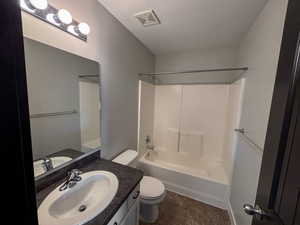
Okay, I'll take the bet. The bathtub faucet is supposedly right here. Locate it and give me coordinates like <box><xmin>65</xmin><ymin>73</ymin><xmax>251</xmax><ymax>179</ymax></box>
<box><xmin>147</xmin><ymin>144</ymin><xmax>155</xmax><ymax>150</ymax></box>
<box><xmin>145</xmin><ymin>135</ymin><xmax>155</xmax><ymax>150</ymax></box>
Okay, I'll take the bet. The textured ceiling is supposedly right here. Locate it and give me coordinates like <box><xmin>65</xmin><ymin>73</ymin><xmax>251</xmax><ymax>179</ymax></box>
<box><xmin>97</xmin><ymin>0</ymin><xmax>268</xmax><ymax>55</ymax></box>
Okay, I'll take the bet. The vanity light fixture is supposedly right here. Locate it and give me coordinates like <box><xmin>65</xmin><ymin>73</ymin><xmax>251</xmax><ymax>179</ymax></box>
<box><xmin>67</xmin><ymin>22</ymin><xmax>91</xmax><ymax>36</ymax></box>
<box><xmin>67</xmin><ymin>25</ymin><xmax>77</xmax><ymax>35</ymax></box>
<box><xmin>77</xmin><ymin>23</ymin><xmax>91</xmax><ymax>35</ymax></box>
<box><xmin>56</xmin><ymin>9</ymin><xmax>73</xmax><ymax>24</ymax></box>
<box><xmin>20</xmin><ymin>0</ymin><xmax>90</xmax><ymax>42</ymax></box>
<box><xmin>47</xmin><ymin>9</ymin><xmax>72</xmax><ymax>26</ymax></box>
<box><xmin>46</xmin><ymin>13</ymin><xmax>60</xmax><ymax>26</ymax></box>
<box><xmin>20</xmin><ymin>0</ymin><xmax>34</xmax><ymax>12</ymax></box>
<box><xmin>25</xmin><ymin>0</ymin><xmax>48</xmax><ymax>10</ymax></box>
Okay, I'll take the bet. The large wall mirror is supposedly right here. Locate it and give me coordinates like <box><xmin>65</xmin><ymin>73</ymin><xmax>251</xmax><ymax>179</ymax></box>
<box><xmin>24</xmin><ymin>38</ymin><xmax>101</xmax><ymax>178</ymax></box>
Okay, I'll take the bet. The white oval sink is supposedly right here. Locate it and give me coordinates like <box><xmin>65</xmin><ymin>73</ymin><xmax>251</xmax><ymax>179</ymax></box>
<box><xmin>38</xmin><ymin>170</ymin><xmax>119</xmax><ymax>225</ymax></box>
<box><xmin>33</xmin><ymin>160</ymin><xmax>46</xmax><ymax>177</ymax></box>
<box><xmin>51</xmin><ymin>156</ymin><xmax>72</xmax><ymax>168</ymax></box>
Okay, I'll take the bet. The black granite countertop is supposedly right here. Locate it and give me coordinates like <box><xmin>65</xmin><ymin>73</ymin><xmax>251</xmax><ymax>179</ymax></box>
<box><xmin>36</xmin><ymin>159</ymin><xmax>143</xmax><ymax>225</ymax></box>
<box><xmin>47</xmin><ymin>148</ymin><xmax>84</xmax><ymax>159</ymax></box>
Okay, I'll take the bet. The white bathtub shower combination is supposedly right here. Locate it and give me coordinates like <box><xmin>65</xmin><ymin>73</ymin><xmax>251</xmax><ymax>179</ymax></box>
<box><xmin>139</xmin><ymin>150</ymin><xmax>229</xmax><ymax>208</ymax></box>
<box><xmin>141</xmin><ymin>149</ymin><xmax>227</xmax><ymax>184</ymax></box>
<box><xmin>138</xmin><ymin>80</ymin><xmax>244</xmax><ymax>209</ymax></box>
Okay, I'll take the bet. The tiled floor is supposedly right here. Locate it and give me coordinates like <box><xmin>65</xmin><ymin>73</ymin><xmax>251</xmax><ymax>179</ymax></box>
<box><xmin>140</xmin><ymin>191</ymin><xmax>230</xmax><ymax>225</ymax></box>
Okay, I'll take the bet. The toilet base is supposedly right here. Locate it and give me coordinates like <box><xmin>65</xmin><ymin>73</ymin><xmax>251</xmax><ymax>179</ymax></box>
<box><xmin>140</xmin><ymin>202</ymin><xmax>160</xmax><ymax>223</ymax></box>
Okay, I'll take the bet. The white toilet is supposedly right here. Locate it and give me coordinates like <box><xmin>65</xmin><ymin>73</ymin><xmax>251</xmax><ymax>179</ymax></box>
<box><xmin>113</xmin><ymin>149</ymin><xmax>166</xmax><ymax>223</ymax></box>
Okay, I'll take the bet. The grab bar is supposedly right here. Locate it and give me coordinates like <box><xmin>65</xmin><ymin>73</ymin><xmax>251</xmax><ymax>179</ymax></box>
<box><xmin>234</xmin><ymin>128</ymin><xmax>263</xmax><ymax>153</ymax></box>
<box><xmin>30</xmin><ymin>110</ymin><xmax>78</xmax><ymax>119</ymax></box>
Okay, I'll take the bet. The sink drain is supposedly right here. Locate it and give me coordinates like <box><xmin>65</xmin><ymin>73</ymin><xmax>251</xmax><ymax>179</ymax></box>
<box><xmin>78</xmin><ymin>205</ymin><xmax>87</xmax><ymax>212</ymax></box>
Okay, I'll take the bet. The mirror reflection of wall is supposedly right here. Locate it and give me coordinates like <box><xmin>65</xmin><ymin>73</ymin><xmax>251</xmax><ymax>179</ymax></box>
<box><xmin>79</xmin><ymin>76</ymin><xmax>101</xmax><ymax>152</ymax></box>
<box><xmin>23</xmin><ymin>37</ymin><xmax>101</xmax><ymax>177</ymax></box>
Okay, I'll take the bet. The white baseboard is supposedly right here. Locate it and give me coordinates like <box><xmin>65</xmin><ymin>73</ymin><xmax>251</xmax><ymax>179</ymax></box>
<box><xmin>162</xmin><ymin>179</ymin><xmax>228</xmax><ymax>209</ymax></box>
<box><xmin>227</xmin><ymin>200</ymin><xmax>237</xmax><ymax>225</ymax></box>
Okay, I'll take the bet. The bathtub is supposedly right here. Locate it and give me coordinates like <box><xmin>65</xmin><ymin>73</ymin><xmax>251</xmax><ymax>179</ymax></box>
<box><xmin>138</xmin><ymin>150</ymin><xmax>229</xmax><ymax>209</ymax></box>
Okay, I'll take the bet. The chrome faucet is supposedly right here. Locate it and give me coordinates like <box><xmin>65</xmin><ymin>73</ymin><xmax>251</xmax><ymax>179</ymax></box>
<box><xmin>145</xmin><ymin>135</ymin><xmax>155</xmax><ymax>150</ymax></box>
<box><xmin>59</xmin><ymin>169</ymin><xmax>82</xmax><ymax>191</ymax></box>
<box><xmin>41</xmin><ymin>157</ymin><xmax>53</xmax><ymax>171</ymax></box>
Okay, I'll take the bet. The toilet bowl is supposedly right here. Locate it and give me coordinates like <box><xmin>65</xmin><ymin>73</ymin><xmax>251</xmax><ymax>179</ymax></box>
<box><xmin>140</xmin><ymin>176</ymin><xmax>165</xmax><ymax>223</ymax></box>
<box><xmin>113</xmin><ymin>150</ymin><xmax>166</xmax><ymax>223</ymax></box>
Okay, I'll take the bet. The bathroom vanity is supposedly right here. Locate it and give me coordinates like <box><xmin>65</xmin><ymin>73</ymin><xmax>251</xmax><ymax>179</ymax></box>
<box><xmin>36</xmin><ymin>151</ymin><xmax>143</xmax><ymax>225</ymax></box>
<box><xmin>106</xmin><ymin>184</ymin><xmax>140</xmax><ymax>225</ymax></box>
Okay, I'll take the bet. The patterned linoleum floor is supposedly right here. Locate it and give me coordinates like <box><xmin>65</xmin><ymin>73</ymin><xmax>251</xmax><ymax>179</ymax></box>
<box><xmin>140</xmin><ymin>191</ymin><xmax>230</xmax><ymax>225</ymax></box>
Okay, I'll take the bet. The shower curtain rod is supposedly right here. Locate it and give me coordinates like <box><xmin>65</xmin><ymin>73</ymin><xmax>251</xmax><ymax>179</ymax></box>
<box><xmin>139</xmin><ymin>67</ymin><xmax>248</xmax><ymax>76</ymax></box>
<box><xmin>78</xmin><ymin>75</ymin><xmax>99</xmax><ymax>78</ymax></box>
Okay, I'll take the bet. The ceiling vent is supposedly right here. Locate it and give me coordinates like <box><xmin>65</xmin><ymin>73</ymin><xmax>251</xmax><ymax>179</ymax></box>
<box><xmin>134</xmin><ymin>10</ymin><xmax>161</xmax><ymax>27</ymax></box>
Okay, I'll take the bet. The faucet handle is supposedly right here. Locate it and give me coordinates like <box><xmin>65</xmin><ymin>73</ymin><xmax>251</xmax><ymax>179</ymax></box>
<box><xmin>70</xmin><ymin>169</ymin><xmax>82</xmax><ymax>175</ymax></box>
<box><xmin>70</xmin><ymin>169</ymin><xmax>82</xmax><ymax>181</ymax></box>
<box><xmin>41</xmin><ymin>157</ymin><xmax>53</xmax><ymax>171</ymax></box>
<box><xmin>60</xmin><ymin>169</ymin><xmax>83</xmax><ymax>191</ymax></box>
<box><xmin>43</xmin><ymin>157</ymin><xmax>51</xmax><ymax>162</ymax></box>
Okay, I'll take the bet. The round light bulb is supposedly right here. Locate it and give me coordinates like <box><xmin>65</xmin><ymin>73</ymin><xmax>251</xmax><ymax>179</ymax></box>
<box><xmin>57</xmin><ymin>9</ymin><xmax>73</xmax><ymax>24</ymax></box>
<box><xmin>28</xmin><ymin>0</ymin><xmax>48</xmax><ymax>10</ymax></box>
<box><xmin>46</xmin><ymin>14</ymin><xmax>60</xmax><ymax>26</ymax></box>
<box><xmin>67</xmin><ymin>25</ymin><xmax>78</xmax><ymax>36</ymax></box>
<box><xmin>20</xmin><ymin>0</ymin><xmax>34</xmax><ymax>12</ymax></box>
<box><xmin>78</xmin><ymin>23</ymin><xmax>90</xmax><ymax>35</ymax></box>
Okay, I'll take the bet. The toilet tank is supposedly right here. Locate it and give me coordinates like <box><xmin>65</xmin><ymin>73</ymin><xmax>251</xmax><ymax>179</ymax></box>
<box><xmin>112</xmin><ymin>149</ymin><xmax>138</xmax><ymax>167</ymax></box>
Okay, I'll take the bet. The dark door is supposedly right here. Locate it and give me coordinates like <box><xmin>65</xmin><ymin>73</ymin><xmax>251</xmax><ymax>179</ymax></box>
<box><xmin>277</xmin><ymin>94</ymin><xmax>300</xmax><ymax>224</ymax></box>
<box><xmin>244</xmin><ymin>0</ymin><xmax>300</xmax><ymax>224</ymax></box>
<box><xmin>1</xmin><ymin>0</ymin><xmax>38</xmax><ymax>224</ymax></box>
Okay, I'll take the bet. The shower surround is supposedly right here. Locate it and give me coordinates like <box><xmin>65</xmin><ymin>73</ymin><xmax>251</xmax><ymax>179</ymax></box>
<box><xmin>138</xmin><ymin>80</ymin><xmax>244</xmax><ymax>208</ymax></box>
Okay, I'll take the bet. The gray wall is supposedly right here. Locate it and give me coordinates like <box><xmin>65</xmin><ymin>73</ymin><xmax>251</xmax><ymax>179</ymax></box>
<box><xmin>230</xmin><ymin>0</ymin><xmax>288</xmax><ymax>224</ymax></box>
<box><xmin>230</xmin><ymin>137</ymin><xmax>262</xmax><ymax>225</ymax></box>
<box><xmin>237</xmin><ymin>0</ymin><xmax>288</xmax><ymax>149</ymax></box>
<box><xmin>155</xmin><ymin>48</ymin><xmax>239</xmax><ymax>84</ymax></box>
<box><xmin>22</xmin><ymin>0</ymin><xmax>155</xmax><ymax>159</ymax></box>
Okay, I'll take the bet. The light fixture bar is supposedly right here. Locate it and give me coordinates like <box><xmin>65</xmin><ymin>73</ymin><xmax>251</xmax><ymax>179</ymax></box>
<box><xmin>21</xmin><ymin>1</ymin><xmax>89</xmax><ymax>42</ymax></box>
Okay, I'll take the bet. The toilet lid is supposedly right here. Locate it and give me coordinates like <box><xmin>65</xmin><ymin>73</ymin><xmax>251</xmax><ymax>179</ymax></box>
<box><xmin>112</xmin><ymin>150</ymin><xmax>138</xmax><ymax>165</ymax></box>
<box><xmin>140</xmin><ymin>176</ymin><xmax>165</xmax><ymax>199</ymax></box>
